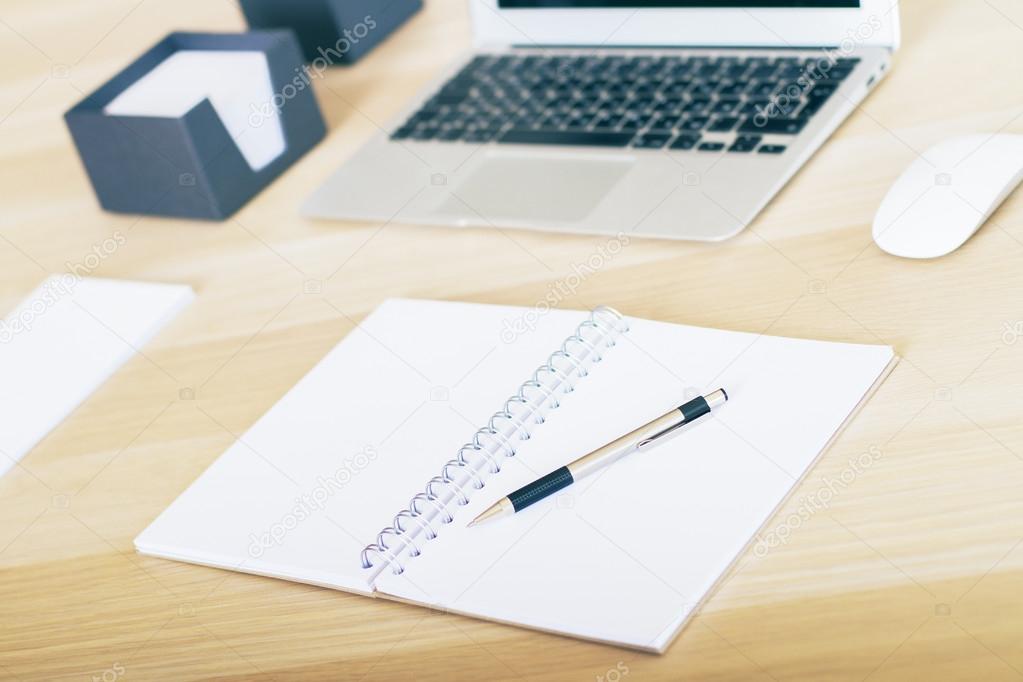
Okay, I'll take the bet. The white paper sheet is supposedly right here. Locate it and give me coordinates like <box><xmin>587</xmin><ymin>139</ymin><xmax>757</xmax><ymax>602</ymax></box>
<box><xmin>0</xmin><ymin>276</ymin><xmax>194</xmax><ymax>478</ymax></box>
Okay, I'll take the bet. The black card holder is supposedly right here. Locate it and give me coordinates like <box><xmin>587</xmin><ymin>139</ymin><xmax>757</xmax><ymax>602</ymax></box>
<box><xmin>65</xmin><ymin>31</ymin><xmax>326</xmax><ymax>220</ymax></box>
<box><xmin>240</xmin><ymin>0</ymin><xmax>422</xmax><ymax>65</ymax></box>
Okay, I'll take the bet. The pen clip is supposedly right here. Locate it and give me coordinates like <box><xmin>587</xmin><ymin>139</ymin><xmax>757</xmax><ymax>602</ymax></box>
<box><xmin>636</xmin><ymin>420</ymin><xmax>688</xmax><ymax>450</ymax></box>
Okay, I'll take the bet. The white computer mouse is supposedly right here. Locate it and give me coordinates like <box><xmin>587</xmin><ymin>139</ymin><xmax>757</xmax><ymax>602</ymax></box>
<box><xmin>873</xmin><ymin>133</ymin><xmax>1023</xmax><ymax>259</ymax></box>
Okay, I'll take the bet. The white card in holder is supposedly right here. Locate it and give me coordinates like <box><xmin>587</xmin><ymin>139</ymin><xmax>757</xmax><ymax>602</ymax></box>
<box><xmin>104</xmin><ymin>50</ymin><xmax>286</xmax><ymax>171</ymax></box>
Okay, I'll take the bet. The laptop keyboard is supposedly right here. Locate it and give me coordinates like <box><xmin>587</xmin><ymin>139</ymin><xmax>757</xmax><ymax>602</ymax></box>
<box><xmin>390</xmin><ymin>52</ymin><xmax>860</xmax><ymax>154</ymax></box>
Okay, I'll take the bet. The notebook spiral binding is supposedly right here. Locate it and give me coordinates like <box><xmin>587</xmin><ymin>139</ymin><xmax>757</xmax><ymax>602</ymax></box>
<box><xmin>360</xmin><ymin>306</ymin><xmax>630</xmax><ymax>578</ymax></box>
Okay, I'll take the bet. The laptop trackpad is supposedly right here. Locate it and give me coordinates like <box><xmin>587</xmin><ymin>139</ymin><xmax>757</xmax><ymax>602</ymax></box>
<box><xmin>438</xmin><ymin>153</ymin><xmax>631</xmax><ymax>223</ymax></box>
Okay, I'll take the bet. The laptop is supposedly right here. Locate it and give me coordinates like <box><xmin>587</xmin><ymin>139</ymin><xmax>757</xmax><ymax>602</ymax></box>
<box><xmin>304</xmin><ymin>1</ymin><xmax>900</xmax><ymax>241</ymax></box>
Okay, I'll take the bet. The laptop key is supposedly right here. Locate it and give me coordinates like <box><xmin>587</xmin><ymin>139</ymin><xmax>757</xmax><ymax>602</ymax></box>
<box><xmin>716</xmin><ymin>82</ymin><xmax>746</xmax><ymax>97</ymax></box>
<box><xmin>821</xmin><ymin>67</ymin><xmax>854</xmax><ymax>81</ymax></box>
<box><xmin>679</xmin><ymin>116</ymin><xmax>710</xmax><ymax>131</ymax></box>
<box><xmin>407</xmin><ymin>110</ymin><xmax>440</xmax><ymax>126</ymax></box>
<box><xmin>499</xmin><ymin>129</ymin><xmax>635</xmax><ymax>147</ymax></box>
<box><xmin>800</xmin><ymin>97</ymin><xmax>829</xmax><ymax>117</ymax></box>
<box><xmin>632</xmin><ymin>132</ymin><xmax>672</xmax><ymax>149</ymax></box>
<box><xmin>697</xmin><ymin>141</ymin><xmax>726</xmax><ymax>151</ymax></box>
<box><xmin>740</xmin><ymin>99</ymin><xmax>772</xmax><ymax>116</ymax></box>
<box><xmin>436</xmin><ymin>128</ymin><xmax>464</xmax><ymax>141</ymax></box>
<box><xmin>749</xmin><ymin>80</ymin><xmax>779</xmax><ymax>97</ymax></box>
<box><xmin>696</xmin><ymin>63</ymin><xmax>719</xmax><ymax>78</ymax></box>
<box><xmin>807</xmin><ymin>82</ymin><xmax>838</xmax><ymax>99</ymax></box>
<box><xmin>776</xmin><ymin>66</ymin><xmax>804</xmax><ymax>80</ymax></box>
<box><xmin>728</xmin><ymin>134</ymin><xmax>762</xmax><ymax>152</ymax></box>
<box><xmin>683</xmin><ymin>97</ymin><xmax>712</xmax><ymax>113</ymax></box>
<box><xmin>660</xmin><ymin>82</ymin><xmax>689</xmax><ymax>98</ymax></box>
<box><xmin>410</xmin><ymin>127</ymin><xmax>438</xmax><ymax>141</ymax></box>
<box><xmin>669</xmin><ymin>133</ymin><xmax>701</xmax><ymax>150</ymax></box>
<box><xmin>435</xmin><ymin>88</ymin><xmax>471</xmax><ymax>105</ymax></box>
<box><xmin>758</xmin><ymin>144</ymin><xmax>787</xmax><ymax>154</ymax></box>
<box><xmin>708</xmin><ymin>117</ymin><xmax>739</xmax><ymax>132</ymax></box>
<box><xmin>711</xmin><ymin>97</ymin><xmax>741</xmax><ymax>114</ymax></box>
<box><xmin>770</xmin><ymin>95</ymin><xmax>803</xmax><ymax>117</ymax></box>
<box><xmin>690</xmin><ymin>81</ymin><xmax>717</xmax><ymax>96</ymax></box>
<box><xmin>593</xmin><ymin>114</ymin><xmax>624</xmax><ymax>129</ymax></box>
<box><xmin>737</xmin><ymin>116</ymin><xmax>810</xmax><ymax>135</ymax></box>
<box><xmin>463</xmin><ymin>127</ymin><xmax>501</xmax><ymax>143</ymax></box>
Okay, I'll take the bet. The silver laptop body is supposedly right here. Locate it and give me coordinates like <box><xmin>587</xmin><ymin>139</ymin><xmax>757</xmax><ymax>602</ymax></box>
<box><xmin>305</xmin><ymin>1</ymin><xmax>900</xmax><ymax>241</ymax></box>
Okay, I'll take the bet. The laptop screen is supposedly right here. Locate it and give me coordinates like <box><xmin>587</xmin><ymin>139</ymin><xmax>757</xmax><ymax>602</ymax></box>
<box><xmin>498</xmin><ymin>1</ymin><xmax>859</xmax><ymax>6</ymax></box>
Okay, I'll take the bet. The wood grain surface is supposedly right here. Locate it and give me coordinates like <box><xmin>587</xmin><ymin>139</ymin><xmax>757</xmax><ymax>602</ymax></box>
<box><xmin>1</xmin><ymin>0</ymin><xmax>1022</xmax><ymax>679</ymax></box>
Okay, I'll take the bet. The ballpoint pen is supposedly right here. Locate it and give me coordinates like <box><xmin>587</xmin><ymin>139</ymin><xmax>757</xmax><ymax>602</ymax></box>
<box><xmin>468</xmin><ymin>388</ymin><xmax>728</xmax><ymax>527</ymax></box>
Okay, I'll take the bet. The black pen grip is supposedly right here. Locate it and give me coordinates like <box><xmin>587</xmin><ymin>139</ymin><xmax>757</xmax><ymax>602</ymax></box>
<box><xmin>508</xmin><ymin>466</ymin><xmax>574</xmax><ymax>512</ymax></box>
<box><xmin>679</xmin><ymin>395</ymin><xmax>711</xmax><ymax>422</ymax></box>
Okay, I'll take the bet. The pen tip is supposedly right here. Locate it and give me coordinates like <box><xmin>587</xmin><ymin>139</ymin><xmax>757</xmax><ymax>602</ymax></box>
<box><xmin>720</xmin><ymin>388</ymin><xmax>728</xmax><ymax>401</ymax></box>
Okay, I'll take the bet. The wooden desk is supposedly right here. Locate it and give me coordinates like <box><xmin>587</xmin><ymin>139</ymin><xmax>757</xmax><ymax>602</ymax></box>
<box><xmin>2</xmin><ymin>0</ymin><xmax>1022</xmax><ymax>679</ymax></box>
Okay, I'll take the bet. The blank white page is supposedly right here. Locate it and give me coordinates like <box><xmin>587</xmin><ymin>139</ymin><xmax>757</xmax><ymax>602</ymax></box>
<box><xmin>373</xmin><ymin>315</ymin><xmax>895</xmax><ymax>651</ymax></box>
<box><xmin>134</xmin><ymin>299</ymin><xmax>596</xmax><ymax>594</ymax></box>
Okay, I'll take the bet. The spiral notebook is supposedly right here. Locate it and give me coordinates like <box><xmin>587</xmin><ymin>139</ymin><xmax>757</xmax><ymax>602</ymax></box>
<box><xmin>135</xmin><ymin>299</ymin><xmax>896</xmax><ymax>652</ymax></box>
